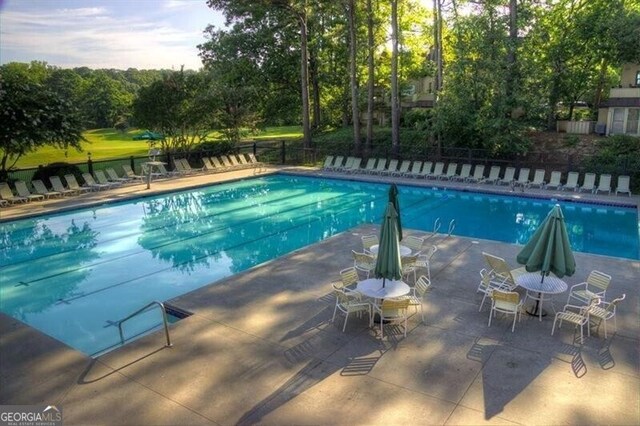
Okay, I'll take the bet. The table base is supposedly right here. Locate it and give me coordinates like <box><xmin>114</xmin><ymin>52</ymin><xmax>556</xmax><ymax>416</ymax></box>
<box><xmin>526</xmin><ymin>307</ymin><xmax>547</xmax><ymax>317</ymax></box>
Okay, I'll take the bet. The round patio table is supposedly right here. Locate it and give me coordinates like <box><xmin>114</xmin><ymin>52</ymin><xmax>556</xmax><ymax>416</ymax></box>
<box><xmin>369</xmin><ymin>244</ymin><xmax>412</xmax><ymax>257</ymax></box>
<box><xmin>515</xmin><ymin>272</ymin><xmax>568</xmax><ymax>321</ymax></box>
<box><xmin>356</xmin><ymin>278</ymin><xmax>410</xmax><ymax>299</ymax></box>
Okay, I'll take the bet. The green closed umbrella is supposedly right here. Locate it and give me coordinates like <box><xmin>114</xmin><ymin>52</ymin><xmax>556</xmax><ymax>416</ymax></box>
<box><xmin>516</xmin><ymin>204</ymin><xmax>576</xmax><ymax>282</ymax></box>
<box><xmin>374</xmin><ymin>202</ymin><xmax>403</xmax><ymax>288</ymax></box>
<box><xmin>388</xmin><ymin>183</ymin><xmax>403</xmax><ymax>241</ymax></box>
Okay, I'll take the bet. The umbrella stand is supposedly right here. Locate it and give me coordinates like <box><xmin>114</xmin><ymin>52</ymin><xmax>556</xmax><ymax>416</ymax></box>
<box><xmin>526</xmin><ymin>273</ymin><xmax>546</xmax><ymax>317</ymax></box>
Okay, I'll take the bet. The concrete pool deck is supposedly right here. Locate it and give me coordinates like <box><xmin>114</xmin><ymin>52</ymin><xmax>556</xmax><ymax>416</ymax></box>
<box><xmin>1</xmin><ymin>166</ymin><xmax>638</xmax><ymax>425</ymax></box>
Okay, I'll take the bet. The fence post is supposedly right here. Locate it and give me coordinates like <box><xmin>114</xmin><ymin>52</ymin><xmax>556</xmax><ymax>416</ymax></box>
<box><xmin>87</xmin><ymin>152</ymin><xmax>93</xmax><ymax>175</ymax></box>
<box><xmin>253</xmin><ymin>142</ymin><xmax>257</xmax><ymax>156</ymax></box>
<box><xmin>281</xmin><ymin>140</ymin><xmax>286</xmax><ymax>164</ymax></box>
<box><xmin>130</xmin><ymin>156</ymin><xmax>135</xmax><ymax>173</ymax></box>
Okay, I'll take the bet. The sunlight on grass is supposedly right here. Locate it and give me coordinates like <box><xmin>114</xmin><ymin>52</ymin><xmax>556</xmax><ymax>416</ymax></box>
<box><xmin>15</xmin><ymin>126</ymin><xmax>303</xmax><ymax>168</ymax></box>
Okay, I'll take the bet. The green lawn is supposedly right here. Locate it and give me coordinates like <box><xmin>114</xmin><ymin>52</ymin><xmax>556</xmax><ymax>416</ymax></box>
<box><xmin>15</xmin><ymin>127</ymin><xmax>303</xmax><ymax>168</ymax></box>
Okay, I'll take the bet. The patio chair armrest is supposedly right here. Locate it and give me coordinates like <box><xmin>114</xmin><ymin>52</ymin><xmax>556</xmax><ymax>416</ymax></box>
<box><xmin>568</xmin><ymin>282</ymin><xmax>587</xmax><ymax>292</ymax></box>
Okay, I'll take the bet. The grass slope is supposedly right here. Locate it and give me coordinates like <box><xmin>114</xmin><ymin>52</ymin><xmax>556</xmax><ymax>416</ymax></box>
<box><xmin>15</xmin><ymin>127</ymin><xmax>303</xmax><ymax>168</ymax></box>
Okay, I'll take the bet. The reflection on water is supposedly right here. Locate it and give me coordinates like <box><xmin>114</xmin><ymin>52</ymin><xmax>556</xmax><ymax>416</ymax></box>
<box><xmin>0</xmin><ymin>219</ymin><xmax>100</xmax><ymax>318</ymax></box>
<box><xmin>0</xmin><ymin>175</ymin><xmax>637</xmax><ymax>355</ymax></box>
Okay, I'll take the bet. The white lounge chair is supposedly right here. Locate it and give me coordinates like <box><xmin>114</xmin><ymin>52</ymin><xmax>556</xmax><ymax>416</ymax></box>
<box><xmin>496</xmin><ymin>167</ymin><xmax>515</xmax><ymax>185</ymax></box>
<box><xmin>545</xmin><ymin>171</ymin><xmax>562</xmax><ymax>190</ymax></box>
<box><xmin>594</xmin><ymin>174</ymin><xmax>611</xmax><ymax>195</ymax></box>
<box><xmin>14</xmin><ymin>181</ymin><xmax>45</xmax><ymax>201</ymax></box>
<box><xmin>0</xmin><ymin>182</ymin><xmax>27</xmax><ymax>203</ymax></box>
<box><xmin>49</xmin><ymin>176</ymin><xmax>79</xmax><ymax>196</ymax></box>
<box><xmin>481</xmin><ymin>166</ymin><xmax>500</xmax><ymax>184</ymax></box>
<box><xmin>322</xmin><ymin>156</ymin><xmax>334</xmax><ymax>170</ymax></box>
<box><xmin>427</xmin><ymin>162</ymin><xmax>445</xmax><ymax>179</ymax></box>
<box><xmin>417</xmin><ymin>161</ymin><xmax>433</xmax><ymax>179</ymax></box>
<box><xmin>381</xmin><ymin>159</ymin><xmax>399</xmax><ymax>176</ymax></box>
<box><xmin>81</xmin><ymin>173</ymin><xmax>111</xmax><ymax>190</ymax></box>
<box><xmin>32</xmin><ymin>179</ymin><xmax>62</xmax><ymax>198</ymax></box>
<box><xmin>122</xmin><ymin>165</ymin><xmax>145</xmax><ymax>181</ymax></box>
<box><xmin>513</xmin><ymin>168</ymin><xmax>530</xmax><ymax>187</ymax></box>
<box><xmin>328</xmin><ymin>155</ymin><xmax>344</xmax><ymax>171</ymax></box>
<box><xmin>392</xmin><ymin>160</ymin><xmax>411</xmax><ymax>177</ymax></box>
<box><xmin>94</xmin><ymin>170</ymin><xmax>122</xmax><ymax>187</ymax></box>
<box><xmin>345</xmin><ymin>158</ymin><xmax>362</xmax><ymax>173</ymax></box>
<box><xmin>467</xmin><ymin>164</ymin><xmax>485</xmax><ymax>183</ymax></box>
<box><xmin>615</xmin><ymin>175</ymin><xmax>631</xmax><ymax>196</ymax></box>
<box><xmin>442</xmin><ymin>163</ymin><xmax>458</xmax><ymax>180</ymax></box>
<box><xmin>371</xmin><ymin>159</ymin><xmax>387</xmax><ymax>175</ymax></box>
<box><xmin>361</xmin><ymin>158</ymin><xmax>376</xmax><ymax>174</ymax></box>
<box><xmin>528</xmin><ymin>169</ymin><xmax>546</xmax><ymax>189</ymax></box>
<box><xmin>406</xmin><ymin>161</ymin><xmax>423</xmax><ymax>178</ymax></box>
<box><xmin>64</xmin><ymin>174</ymin><xmax>92</xmax><ymax>193</ymax></box>
<box><xmin>106</xmin><ymin>168</ymin><xmax>131</xmax><ymax>183</ymax></box>
<box><xmin>562</xmin><ymin>171</ymin><xmax>580</xmax><ymax>191</ymax></box>
<box><xmin>452</xmin><ymin>163</ymin><xmax>471</xmax><ymax>181</ymax></box>
<box><xmin>579</xmin><ymin>173</ymin><xmax>596</xmax><ymax>193</ymax></box>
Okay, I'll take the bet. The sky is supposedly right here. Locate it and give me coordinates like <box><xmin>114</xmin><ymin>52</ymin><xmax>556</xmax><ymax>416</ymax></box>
<box><xmin>0</xmin><ymin>0</ymin><xmax>226</xmax><ymax>70</ymax></box>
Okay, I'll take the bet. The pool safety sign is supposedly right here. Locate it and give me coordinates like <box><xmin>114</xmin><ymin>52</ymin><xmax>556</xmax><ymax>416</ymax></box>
<box><xmin>0</xmin><ymin>405</ymin><xmax>62</xmax><ymax>426</ymax></box>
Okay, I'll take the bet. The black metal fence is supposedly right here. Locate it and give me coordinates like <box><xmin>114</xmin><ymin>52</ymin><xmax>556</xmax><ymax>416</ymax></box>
<box><xmin>7</xmin><ymin>139</ymin><xmax>638</xmax><ymax>191</ymax></box>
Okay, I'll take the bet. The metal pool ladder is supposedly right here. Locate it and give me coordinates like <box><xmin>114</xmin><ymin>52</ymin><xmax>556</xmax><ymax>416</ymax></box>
<box><xmin>117</xmin><ymin>301</ymin><xmax>172</xmax><ymax>348</ymax></box>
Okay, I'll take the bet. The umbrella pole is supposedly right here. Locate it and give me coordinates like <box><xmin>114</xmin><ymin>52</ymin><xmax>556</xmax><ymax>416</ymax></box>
<box><xmin>382</xmin><ymin>277</ymin><xmax>386</xmax><ymax>288</ymax></box>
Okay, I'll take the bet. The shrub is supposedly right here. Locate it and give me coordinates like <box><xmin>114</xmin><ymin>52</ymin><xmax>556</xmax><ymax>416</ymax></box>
<box><xmin>583</xmin><ymin>134</ymin><xmax>640</xmax><ymax>193</ymax></box>
<box><xmin>192</xmin><ymin>140</ymin><xmax>236</xmax><ymax>157</ymax></box>
<box><xmin>32</xmin><ymin>162</ymin><xmax>83</xmax><ymax>189</ymax></box>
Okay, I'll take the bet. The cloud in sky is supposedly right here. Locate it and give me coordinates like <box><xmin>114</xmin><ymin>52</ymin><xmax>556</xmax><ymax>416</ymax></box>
<box><xmin>0</xmin><ymin>0</ymin><xmax>225</xmax><ymax>70</ymax></box>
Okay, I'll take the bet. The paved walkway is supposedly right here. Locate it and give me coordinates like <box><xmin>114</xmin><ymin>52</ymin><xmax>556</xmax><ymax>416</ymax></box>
<box><xmin>1</xmin><ymin>167</ymin><xmax>638</xmax><ymax>425</ymax></box>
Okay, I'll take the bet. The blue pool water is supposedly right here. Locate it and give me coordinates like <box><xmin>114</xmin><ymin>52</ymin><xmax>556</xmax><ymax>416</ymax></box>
<box><xmin>1</xmin><ymin>174</ymin><xmax>638</xmax><ymax>355</ymax></box>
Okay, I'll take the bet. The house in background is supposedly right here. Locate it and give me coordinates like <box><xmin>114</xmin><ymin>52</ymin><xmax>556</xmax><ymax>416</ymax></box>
<box><xmin>597</xmin><ymin>63</ymin><xmax>640</xmax><ymax>136</ymax></box>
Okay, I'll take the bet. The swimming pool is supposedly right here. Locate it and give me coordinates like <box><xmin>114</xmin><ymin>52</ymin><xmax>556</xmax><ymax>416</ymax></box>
<box><xmin>1</xmin><ymin>174</ymin><xmax>637</xmax><ymax>355</ymax></box>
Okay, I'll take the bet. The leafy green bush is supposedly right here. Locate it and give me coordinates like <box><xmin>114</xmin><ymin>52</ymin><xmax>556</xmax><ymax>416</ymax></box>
<box><xmin>402</xmin><ymin>109</ymin><xmax>432</xmax><ymax>131</ymax></box>
<box><xmin>32</xmin><ymin>162</ymin><xmax>83</xmax><ymax>189</ymax></box>
<box><xmin>583</xmin><ymin>134</ymin><xmax>640</xmax><ymax>193</ymax></box>
<box><xmin>192</xmin><ymin>140</ymin><xmax>236</xmax><ymax>157</ymax></box>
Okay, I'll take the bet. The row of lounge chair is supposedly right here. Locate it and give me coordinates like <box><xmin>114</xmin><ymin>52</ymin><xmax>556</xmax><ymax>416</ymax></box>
<box><xmin>322</xmin><ymin>156</ymin><xmax>632</xmax><ymax>196</ymax></box>
<box><xmin>0</xmin><ymin>153</ymin><xmax>263</xmax><ymax>206</ymax></box>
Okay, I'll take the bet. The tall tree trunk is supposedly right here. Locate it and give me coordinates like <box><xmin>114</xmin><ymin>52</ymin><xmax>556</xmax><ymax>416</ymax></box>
<box><xmin>432</xmin><ymin>0</ymin><xmax>443</xmax><ymax>157</ymax></box>
<box><xmin>348</xmin><ymin>0</ymin><xmax>361</xmax><ymax>153</ymax></box>
<box><xmin>365</xmin><ymin>0</ymin><xmax>375</xmax><ymax>155</ymax></box>
<box><xmin>298</xmin><ymin>9</ymin><xmax>312</xmax><ymax>149</ymax></box>
<box><xmin>309</xmin><ymin>47</ymin><xmax>321</xmax><ymax>130</ymax></box>
<box><xmin>593</xmin><ymin>58</ymin><xmax>608</xmax><ymax>111</ymax></box>
<box><xmin>505</xmin><ymin>0</ymin><xmax>517</xmax><ymax>114</ymax></box>
<box><xmin>390</xmin><ymin>0</ymin><xmax>400</xmax><ymax>156</ymax></box>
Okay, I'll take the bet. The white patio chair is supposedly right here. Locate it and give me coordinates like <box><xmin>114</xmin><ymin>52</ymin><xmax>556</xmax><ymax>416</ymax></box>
<box><xmin>371</xmin><ymin>298</ymin><xmax>411</xmax><ymax>339</ymax></box>
<box><xmin>552</xmin><ymin>298</ymin><xmax>600</xmax><ymax>343</ymax></box>
<box><xmin>402</xmin><ymin>275</ymin><xmax>431</xmax><ymax>323</ymax></box>
<box><xmin>322</xmin><ymin>156</ymin><xmax>334</xmax><ymax>170</ymax></box>
<box><xmin>331</xmin><ymin>285</ymin><xmax>371</xmax><ymax>332</ymax></box>
<box><xmin>403</xmin><ymin>235</ymin><xmax>425</xmax><ymax>252</ymax></box>
<box><xmin>417</xmin><ymin>161</ymin><xmax>433</xmax><ymax>179</ymax></box>
<box><xmin>588</xmin><ymin>294</ymin><xmax>625</xmax><ymax>338</ymax></box>
<box><xmin>381</xmin><ymin>159</ymin><xmax>399</xmax><ymax>176</ymax></box>
<box><xmin>567</xmin><ymin>270</ymin><xmax>612</xmax><ymax>305</ymax></box>
<box><xmin>392</xmin><ymin>160</ymin><xmax>411</xmax><ymax>177</ymax></box>
<box><xmin>352</xmin><ymin>250</ymin><xmax>376</xmax><ymax>278</ymax></box>
<box><xmin>415</xmin><ymin>245</ymin><xmax>437</xmax><ymax>281</ymax></box>
<box><xmin>488</xmin><ymin>290</ymin><xmax>523</xmax><ymax>332</ymax></box>
<box><xmin>65</xmin><ymin>174</ymin><xmax>92</xmax><ymax>193</ymax></box>
<box><xmin>401</xmin><ymin>254</ymin><xmax>419</xmax><ymax>285</ymax></box>
<box><xmin>482</xmin><ymin>252</ymin><xmax>526</xmax><ymax>288</ymax></box>
<box><xmin>337</xmin><ymin>267</ymin><xmax>360</xmax><ymax>291</ymax></box>
<box><xmin>0</xmin><ymin>182</ymin><xmax>27</xmax><ymax>203</ymax></box>
<box><xmin>477</xmin><ymin>268</ymin><xmax>515</xmax><ymax>312</ymax></box>
<box><xmin>371</xmin><ymin>158</ymin><xmax>387</xmax><ymax>174</ymax></box>
<box><xmin>49</xmin><ymin>176</ymin><xmax>78</xmax><ymax>196</ymax></box>
<box><xmin>361</xmin><ymin>235</ymin><xmax>379</xmax><ymax>254</ymax></box>
<box><xmin>615</xmin><ymin>175</ymin><xmax>631</xmax><ymax>196</ymax></box>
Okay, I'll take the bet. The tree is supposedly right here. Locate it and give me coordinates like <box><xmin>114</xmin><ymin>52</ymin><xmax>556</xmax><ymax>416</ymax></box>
<box><xmin>132</xmin><ymin>69</ymin><xmax>215</xmax><ymax>155</ymax></box>
<box><xmin>0</xmin><ymin>64</ymin><xmax>85</xmax><ymax>180</ymax></box>
<box><xmin>390</xmin><ymin>0</ymin><xmax>400</xmax><ymax>155</ymax></box>
<box><xmin>346</xmin><ymin>0</ymin><xmax>361</xmax><ymax>151</ymax></box>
